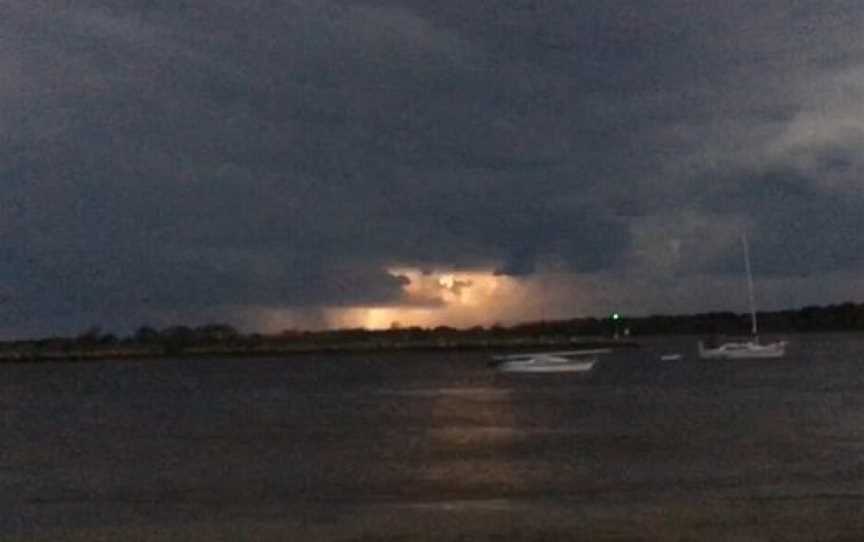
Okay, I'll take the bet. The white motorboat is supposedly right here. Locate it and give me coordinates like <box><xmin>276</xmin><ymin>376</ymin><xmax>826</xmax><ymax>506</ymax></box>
<box><xmin>698</xmin><ymin>234</ymin><xmax>787</xmax><ymax>360</ymax></box>
<box><xmin>490</xmin><ymin>349</ymin><xmax>609</xmax><ymax>373</ymax></box>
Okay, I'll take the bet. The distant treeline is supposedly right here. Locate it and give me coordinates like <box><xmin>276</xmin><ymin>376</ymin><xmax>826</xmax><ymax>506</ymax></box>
<box><xmin>2</xmin><ymin>302</ymin><xmax>863</xmax><ymax>361</ymax></box>
<box><xmin>505</xmin><ymin>302</ymin><xmax>864</xmax><ymax>336</ymax></box>
<box><xmin>628</xmin><ymin>302</ymin><xmax>864</xmax><ymax>335</ymax></box>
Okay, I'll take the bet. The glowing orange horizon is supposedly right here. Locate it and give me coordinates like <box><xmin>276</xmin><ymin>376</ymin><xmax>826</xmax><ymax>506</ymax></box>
<box><xmin>326</xmin><ymin>267</ymin><xmax>524</xmax><ymax>329</ymax></box>
<box><xmin>250</xmin><ymin>267</ymin><xmax>597</xmax><ymax>333</ymax></box>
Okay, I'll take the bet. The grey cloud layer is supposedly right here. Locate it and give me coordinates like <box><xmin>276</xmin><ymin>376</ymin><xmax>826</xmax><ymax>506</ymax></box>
<box><xmin>2</xmin><ymin>1</ymin><xmax>863</xmax><ymax>334</ymax></box>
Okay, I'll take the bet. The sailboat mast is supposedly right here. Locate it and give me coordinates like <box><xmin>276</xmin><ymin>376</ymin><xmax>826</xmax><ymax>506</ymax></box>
<box><xmin>741</xmin><ymin>234</ymin><xmax>758</xmax><ymax>337</ymax></box>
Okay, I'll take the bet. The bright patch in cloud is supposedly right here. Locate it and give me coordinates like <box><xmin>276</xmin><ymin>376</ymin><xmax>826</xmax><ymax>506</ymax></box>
<box><xmin>326</xmin><ymin>268</ymin><xmax>523</xmax><ymax>329</ymax></box>
<box><xmin>244</xmin><ymin>267</ymin><xmax>580</xmax><ymax>332</ymax></box>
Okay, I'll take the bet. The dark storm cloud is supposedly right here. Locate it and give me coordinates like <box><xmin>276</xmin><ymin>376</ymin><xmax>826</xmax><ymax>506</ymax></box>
<box><xmin>2</xmin><ymin>0</ymin><xmax>863</xmax><ymax>335</ymax></box>
<box><xmin>701</xmin><ymin>163</ymin><xmax>864</xmax><ymax>276</ymax></box>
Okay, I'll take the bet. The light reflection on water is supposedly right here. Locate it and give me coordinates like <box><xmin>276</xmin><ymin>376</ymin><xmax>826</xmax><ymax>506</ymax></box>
<box><xmin>4</xmin><ymin>334</ymin><xmax>864</xmax><ymax>540</ymax></box>
<box><xmin>409</xmin><ymin>383</ymin><xmax>518</xmax><ymax>504</ymax></box>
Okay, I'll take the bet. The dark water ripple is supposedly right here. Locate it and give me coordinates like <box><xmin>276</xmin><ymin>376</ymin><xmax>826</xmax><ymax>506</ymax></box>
<box><xmin>3</xmin><ymin>334</ymin><xmax>864</xmax><ymax>540</ymax></box>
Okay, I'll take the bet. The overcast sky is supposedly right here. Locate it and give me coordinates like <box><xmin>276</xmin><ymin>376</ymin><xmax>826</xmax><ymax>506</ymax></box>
<box><xmin>2</xmin><ymin>1</ymin><xmax>863</xmax><ymax>338</ymax></box>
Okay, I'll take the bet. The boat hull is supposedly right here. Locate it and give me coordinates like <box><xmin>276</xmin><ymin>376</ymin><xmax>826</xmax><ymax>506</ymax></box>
<box><xmin>495</xmin><ymin>358</ymin><xmax>597</xmax><ymax>373</ymax></box>
<box><xmin>698</xmin><ymin>340</ymin><xmax>786</xmax><ymax>360</ymax></box>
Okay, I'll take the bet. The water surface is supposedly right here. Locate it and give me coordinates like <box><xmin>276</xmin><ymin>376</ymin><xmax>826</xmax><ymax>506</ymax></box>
<box><xmin>3</xmin><ymin>334</ymin><xmax>864</xmax><ymax>540</ymax></box>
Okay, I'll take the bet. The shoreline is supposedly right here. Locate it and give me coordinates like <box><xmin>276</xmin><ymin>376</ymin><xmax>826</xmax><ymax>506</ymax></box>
<box><xmin>0</xmin><ymin>337</ymin><xmax>639</xmax><ymax>364</ymax></box>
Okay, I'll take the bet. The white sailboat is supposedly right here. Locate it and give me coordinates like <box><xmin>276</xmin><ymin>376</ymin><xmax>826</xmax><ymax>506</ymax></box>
<box><xmin>698</xmin><ymin>235</ymin><xmax>787</xmax><ymax>360</ymax></box>
<box><xmin>491</xmin><ymin>349</ymin><xmax>610</xmax><ymax>373</ymax></box>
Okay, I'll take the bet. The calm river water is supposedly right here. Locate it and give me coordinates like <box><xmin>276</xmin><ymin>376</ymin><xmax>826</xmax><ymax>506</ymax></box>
<box><xmin>3</xmin><ymin>334</ymin><xmax>864</xmax><ymax>541</ymax></box>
